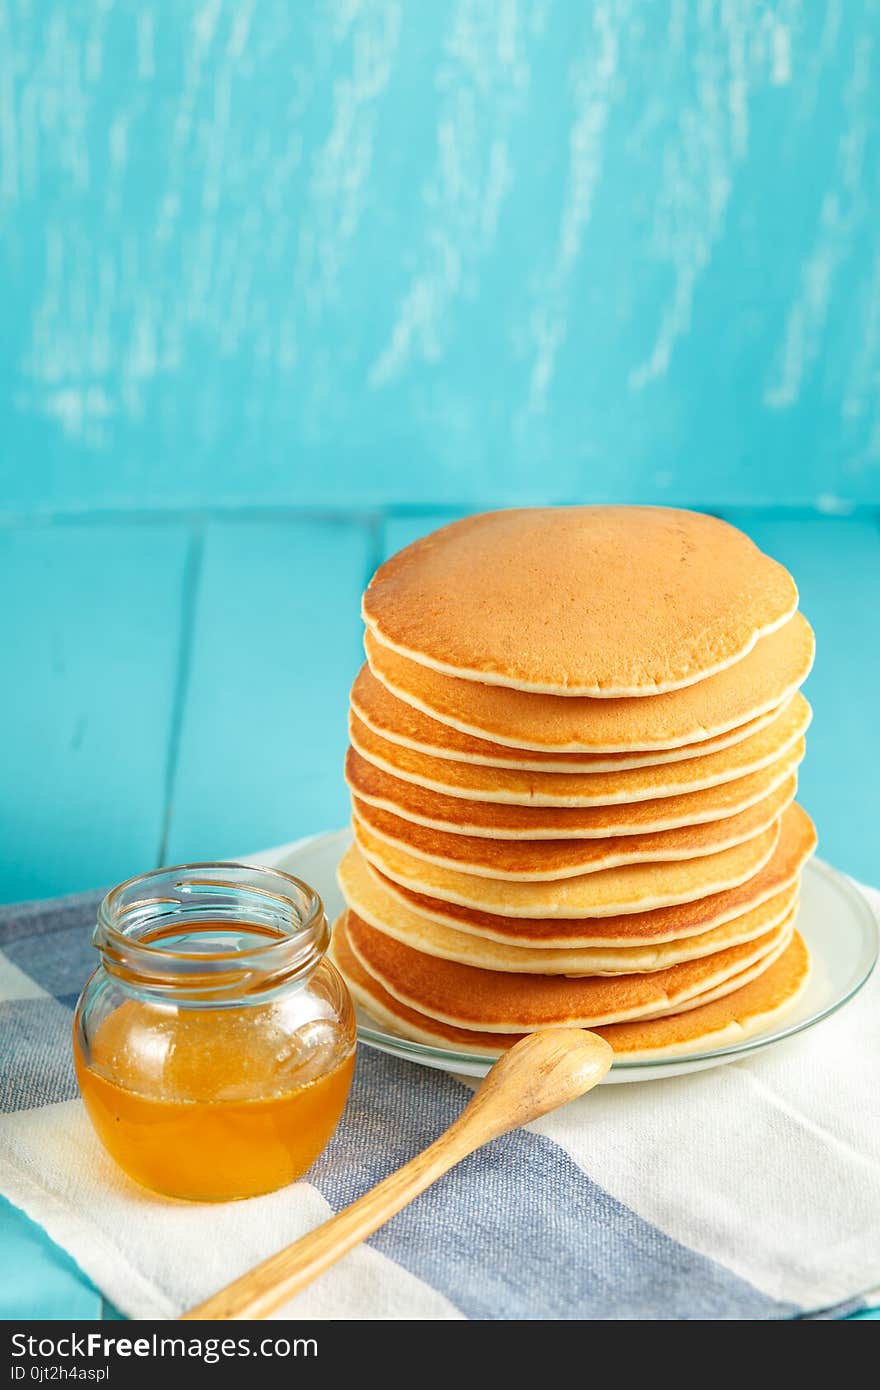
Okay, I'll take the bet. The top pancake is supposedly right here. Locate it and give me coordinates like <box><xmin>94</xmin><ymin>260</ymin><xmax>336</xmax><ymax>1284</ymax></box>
<box><xmin>350</xmin><ymin>663</ymin><xmax>789</xmax><ymax>773</ymax></box>
<box><xmin>365</xmin><ymin>612</ymin><xmax>814</xmax><ymax>752</ymax></box>
<box><xmin>362</xmin><ymin>508</ymin><xmax>798</xmax><ymax>696</ymax></box>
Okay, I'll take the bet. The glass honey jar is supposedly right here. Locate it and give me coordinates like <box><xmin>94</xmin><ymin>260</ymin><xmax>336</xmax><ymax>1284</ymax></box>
<box><xmin>73</xmin><ymin>863</ymin><xmax>356</xmax><ymax>1202</ymax></box>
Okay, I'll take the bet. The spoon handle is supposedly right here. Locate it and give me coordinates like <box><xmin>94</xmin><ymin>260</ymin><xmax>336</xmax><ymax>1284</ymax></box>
<box><xmin>180</xmin><ymin>1121</ymin><xmax>476</xmax><ymax>1321</ymax></box>
<box><xmin>180</xmin><ymin>1028</ymin><xmax>612</xmax><ymax>1321</ymax></box>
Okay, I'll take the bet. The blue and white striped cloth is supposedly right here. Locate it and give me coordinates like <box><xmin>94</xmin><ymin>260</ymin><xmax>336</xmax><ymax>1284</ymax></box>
<box><xmin>1</xmin><ymin>874</ymin><xmax>879</xmax><ymax>1321</ymax></box>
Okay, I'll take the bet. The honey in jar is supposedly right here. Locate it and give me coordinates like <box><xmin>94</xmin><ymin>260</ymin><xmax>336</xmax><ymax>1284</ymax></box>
<box><xmin>72</xmin><ymin>865</ymin><xmax>356</xmax><ymax>1202</ymax></box>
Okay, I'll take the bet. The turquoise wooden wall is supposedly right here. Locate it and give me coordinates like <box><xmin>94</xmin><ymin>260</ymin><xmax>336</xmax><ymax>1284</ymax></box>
<box><xmin>0</xmin><ymin>1</ymin><xmax>878</xmax><ymax>899</ymax></box>
<box><xmin>2</xmin><ymin>0</ymin><xmax>880</xmax><ymax>513</ymax></box>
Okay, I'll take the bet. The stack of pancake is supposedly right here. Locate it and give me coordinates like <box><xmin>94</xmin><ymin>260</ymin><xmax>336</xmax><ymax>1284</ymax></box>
<box><xmin>331</xmin><ymin>507</ymin><xmax>817</xmax><ymax>1061</ymax></box>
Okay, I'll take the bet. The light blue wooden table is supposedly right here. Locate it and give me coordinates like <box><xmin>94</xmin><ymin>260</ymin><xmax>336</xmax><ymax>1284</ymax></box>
<box><xmin>1</xmin><ymin>1</ymin><xmax>878</xmax><ymax>1318</ymax></box>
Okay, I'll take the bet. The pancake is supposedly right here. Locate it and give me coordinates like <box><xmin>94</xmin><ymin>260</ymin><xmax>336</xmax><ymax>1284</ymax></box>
<box><xmin>364</xmin><ymin>612</ymin><xmax>814</xmax><ymax>752</ymax></box>
<box><xmin>597</xmin><ymin>932</ymin><xmax>809</xmax><ymax>1060</ymax></box>
<box><xmin>331</xmin><ymin>918</ymin><xmax>811</xmax><ymax>1061</ymax></box>
<box><xmin>351</xmin><ymin>774</ymin><xmax>795</xmax><ymax>879</ymax></box>
<box><xmin>353</xmin><ymin>815</ymin><xmax>780</xmax><ymax>918</ymax></box>
<box><xmin>343</xmin><ymin>907</ymin><xmax>792</xmax><ymax>1030</ymax></box>
<box><xmin>345</xmin><ymin>743</ymin><xmax>800</xmax><ymax>837</ymax></box>
<box><xmin>366</xmin><ymin>802</ymin><xmax>816</xmax><ymax>943</ymax></box>
<box><xmin>349</xmin><ymin>695</ymin><xmax>809</xmax><ymax>806</ymax></box>
<box><xmin>338</xmin><ymin>841</ymin><xmax>800</xmax><ymax>974</ymax></box>
<box><xmin>350</xmin><ymin>663</ymin><xmax>791</xmax><ymax>773</ymax></box>
<box><xmin>362</xmin><ymin>508</ymin><xmax>798</xmax><ymax>696</ymax></box>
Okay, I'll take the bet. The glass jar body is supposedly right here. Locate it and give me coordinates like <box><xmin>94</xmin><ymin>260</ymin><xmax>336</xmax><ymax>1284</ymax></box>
<box><xmin>72</xmin><ymin>863</ymin><xmax>356</xmax><ymax>1202</ymax></box>
<box><xmin>74</xmin><ymin>958</ymin><xmax>355</xmax><ymax>1202</ymax></box>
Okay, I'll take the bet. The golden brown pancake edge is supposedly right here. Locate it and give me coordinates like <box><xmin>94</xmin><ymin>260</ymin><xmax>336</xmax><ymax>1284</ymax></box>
<box><xmin>362</xmin><ymin>508</ymin><xmax>798</xmax><ymax>696</ymax></box>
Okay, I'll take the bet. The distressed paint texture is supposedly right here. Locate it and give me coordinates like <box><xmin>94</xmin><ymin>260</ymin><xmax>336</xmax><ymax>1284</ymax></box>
<box><xmin>0</xmin><ymin>0</ymin><xmax>879</xmax><ymax>512</ymax></box>
<box><xmin>2</xmin><ymin>5</ymin><xmax>880</xmax><ymax>1324</ymax></box>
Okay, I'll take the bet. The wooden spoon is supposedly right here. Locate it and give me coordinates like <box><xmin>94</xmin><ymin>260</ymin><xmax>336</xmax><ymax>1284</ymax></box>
<box><xmin>181</xmin><ymin>1028</ymin><xmax>613</xmax><ymax>1321</ymax></box>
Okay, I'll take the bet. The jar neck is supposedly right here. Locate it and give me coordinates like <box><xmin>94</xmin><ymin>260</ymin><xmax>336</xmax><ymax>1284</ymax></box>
<box><xmin>94</xmin><ymin>863</ymin><xmax>329</xmax><ymax>1004</ymax></box>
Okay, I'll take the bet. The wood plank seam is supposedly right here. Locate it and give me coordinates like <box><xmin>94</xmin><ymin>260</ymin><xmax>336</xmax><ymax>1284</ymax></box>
<box><xmin>156</xmin><ymin>527</ymin><xmax>204</xmax><ymax>869</ymax></box>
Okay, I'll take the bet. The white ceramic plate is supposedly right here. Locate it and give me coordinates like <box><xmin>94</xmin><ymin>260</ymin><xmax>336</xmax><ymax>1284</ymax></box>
<box><xmin>247</xmin><ymin>829</ymin><xmax>878</xmax><ymax>1084</ymax></box>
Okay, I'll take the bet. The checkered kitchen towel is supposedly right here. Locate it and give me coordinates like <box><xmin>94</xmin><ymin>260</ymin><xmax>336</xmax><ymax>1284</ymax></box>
<box><xmin>1</xmin><ymin>877</ymin><xmax>879</xmax><ymax>1321</ymax></box>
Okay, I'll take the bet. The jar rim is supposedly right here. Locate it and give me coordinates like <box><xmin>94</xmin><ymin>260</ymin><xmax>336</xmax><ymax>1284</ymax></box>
<box><xmin>98</xmin><ymin>860</ymin><xmax>325</xmax><ymax>959</ymax></box>
<box><xmin>94</xmin><ymin>861</ymin><xmax>329</xmax><ymax>1001</ymax></box>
